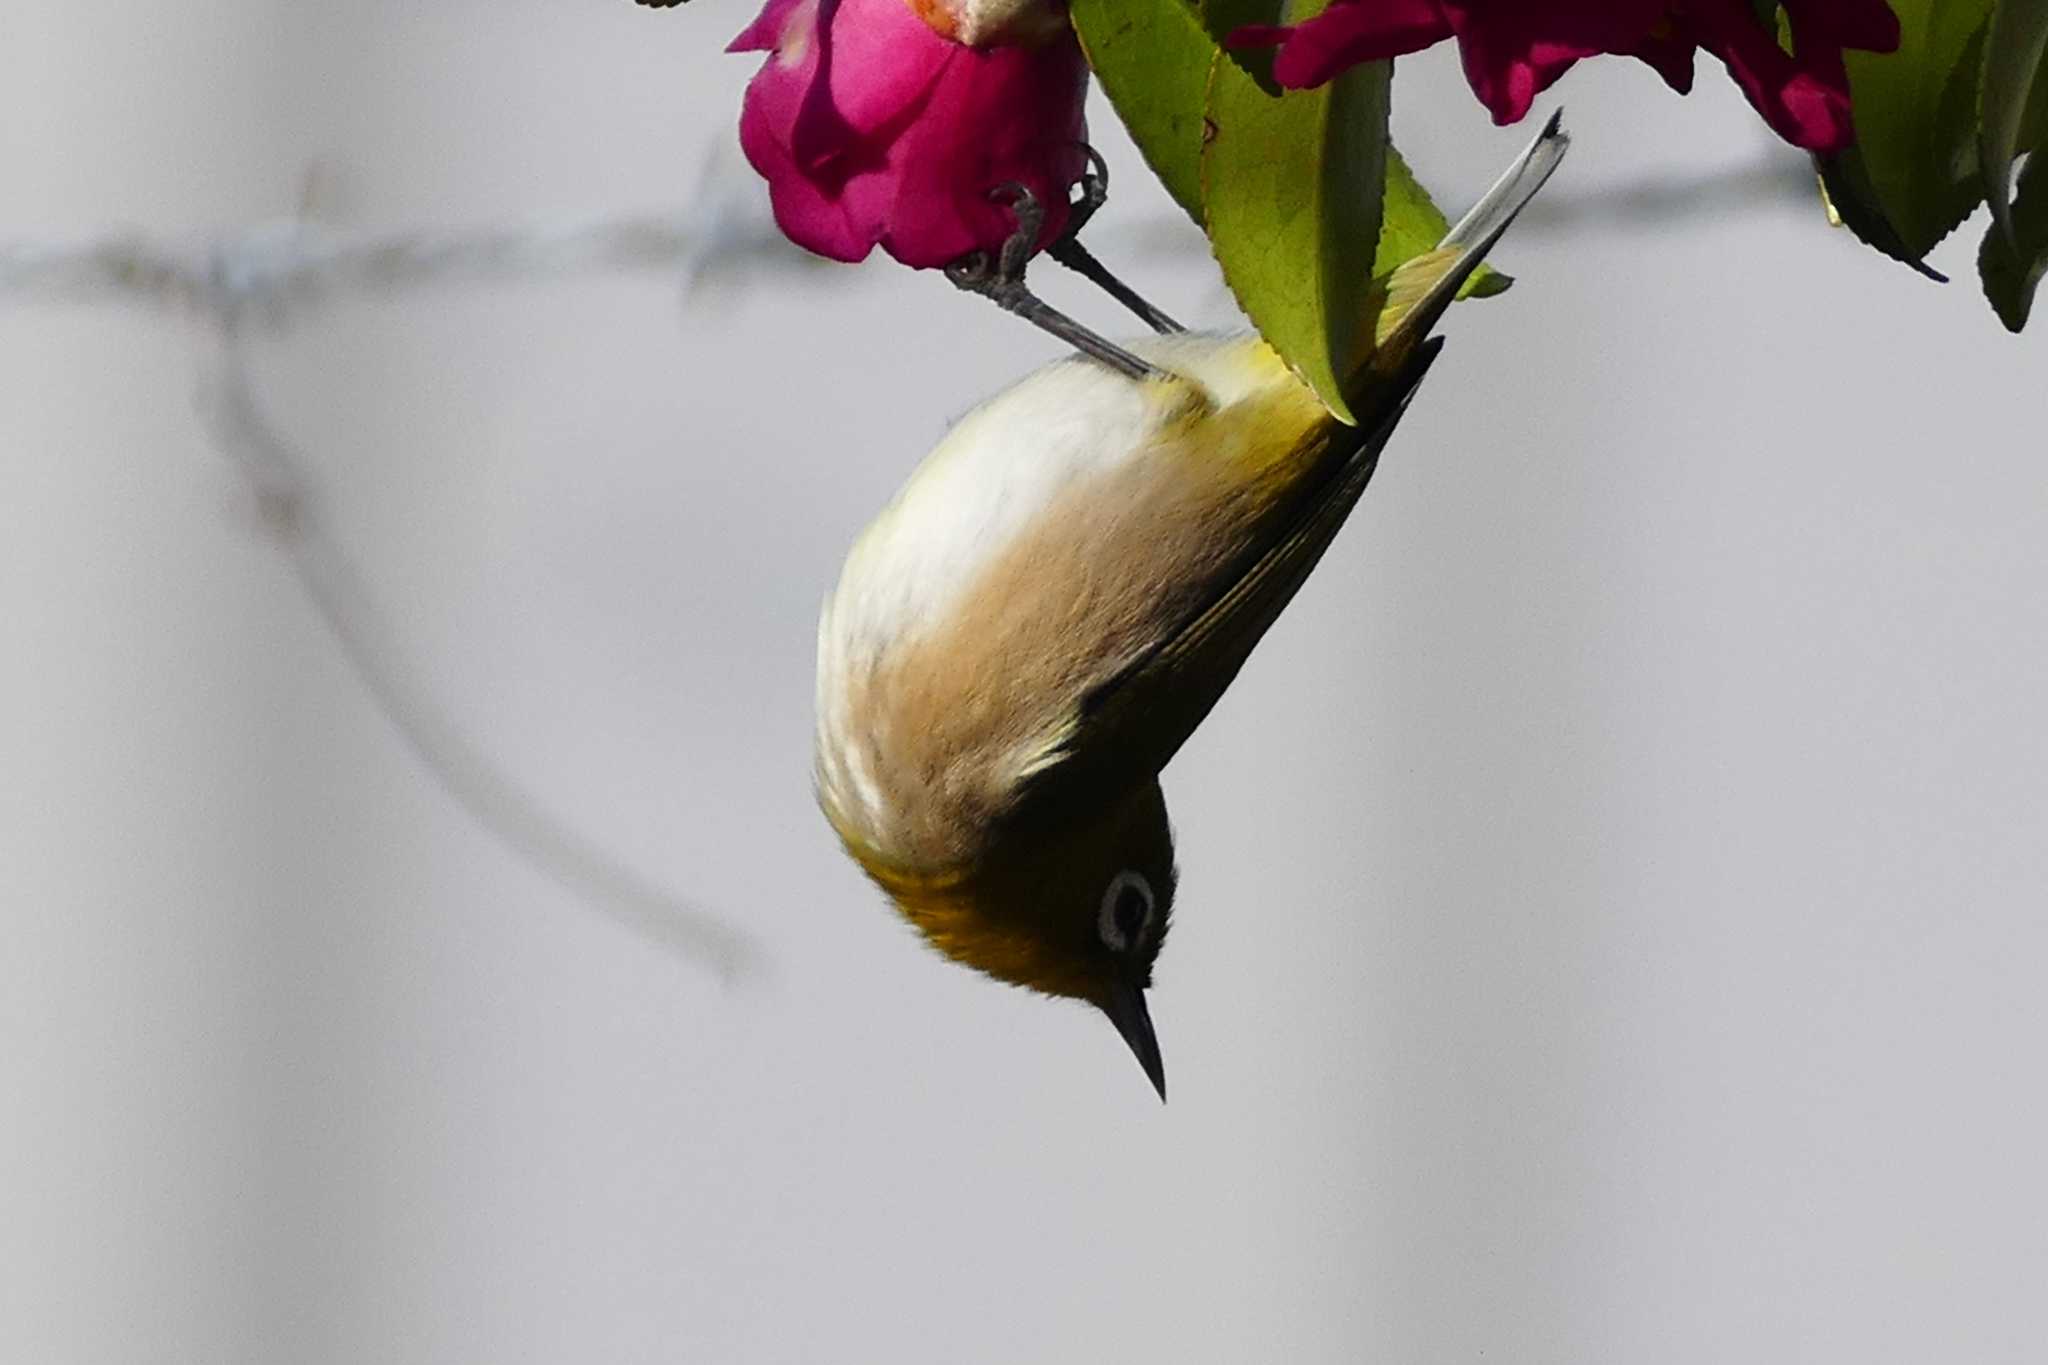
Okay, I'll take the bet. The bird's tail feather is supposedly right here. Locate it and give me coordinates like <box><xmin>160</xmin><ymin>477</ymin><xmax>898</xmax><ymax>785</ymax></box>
<box><xmin>1366</xmin><ymin>110</ymin><xmax>1569</xmax><ymax>365</ymax></box>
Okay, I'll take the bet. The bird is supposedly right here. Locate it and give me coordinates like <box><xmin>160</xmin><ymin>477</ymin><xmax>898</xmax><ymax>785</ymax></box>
<box><xmin>813</xmin><ymin>114</ymin><xmax>1569</xmax><ymax>1100</ymax></box>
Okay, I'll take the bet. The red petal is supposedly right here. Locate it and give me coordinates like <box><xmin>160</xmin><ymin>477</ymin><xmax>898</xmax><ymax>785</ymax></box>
<box><xmin>1785</xmin><ymin>0</ymin><xmax>1901</xmax><ymax>54</ymax></box>
<box><xmin>1685</xmin><ymin>0</ymin><xmax>1856</xmax><ymax>150</ymax></box>
<box><xmin>1253</xmin><ymin>0</ymin><xmax>1451</xmax><ymax>90</ymax></box>
<box><xmin>1439</xmin><ymin>1</ymin><xmax>1668</xmax><ymax>123</ymax></box>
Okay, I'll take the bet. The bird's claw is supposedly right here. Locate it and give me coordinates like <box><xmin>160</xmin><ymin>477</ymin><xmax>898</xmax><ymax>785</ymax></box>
<box><xmin>988</xmin><ymin>182</ymin><xmax>1046</xmax><ymax>282</ymax></box>
<box><xmin>1057</xmin><ymin>146</ymin><xmax>1111</xmax><ymax>248</ymax></box>
<box><xmin>945</xmin><ymin>168</ymin><xmax>1173</xmax><ymax>382</ymax></box>
<box><xmin>1047</xmin><ymin>145</ymin><xmax>1184</xmax><ymax>336</ymax></box>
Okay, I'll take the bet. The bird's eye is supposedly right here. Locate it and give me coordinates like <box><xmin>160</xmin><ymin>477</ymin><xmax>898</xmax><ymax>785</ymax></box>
<box><xmin>1097</xmin><ymin>870</ymin><xmax>1155</xmax><ymax>953</ymax></box>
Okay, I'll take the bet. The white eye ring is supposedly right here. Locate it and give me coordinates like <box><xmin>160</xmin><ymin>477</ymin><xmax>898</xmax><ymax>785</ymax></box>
<box><xmin>1098</xmin><ymin>870</ymin><xmax>1155</xmax><ymax>953</ymax></box>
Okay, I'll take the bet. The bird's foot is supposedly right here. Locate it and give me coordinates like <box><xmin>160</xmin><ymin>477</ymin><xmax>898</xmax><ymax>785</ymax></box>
<box><xmin>1046</xmin><ymin>146</ymin><xmax>1184</xmax><ymax>337</ymax></box>
<box><xmin>946</xmin><ymin>180</ymin><xmax>1166</xmax><ymax>382</ymax></box>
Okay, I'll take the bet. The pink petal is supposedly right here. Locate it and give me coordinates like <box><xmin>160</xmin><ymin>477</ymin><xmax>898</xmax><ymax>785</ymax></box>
<box><xmin>729</xmin><ymin>0</ymin><xmax>1090</xmax><ymax>268</ymax></box>
<box><xmin>727</xmin><ymin>0</ymin><xmax>809</xmax><ymax>53</ymax></box>
<box><xmin>737</xmin><ymin>76</ymin><xmax>882</xmax><ymax>260</ymax></box>
<box><xmin>795</xmin><ymin>0</ymin><xmax>958</xmax><ymax>144</ymax></box>
<box><xmin>879</xmin><ymin>34</ymin><xmax>1088</xmax><ymax>265</ymax></box>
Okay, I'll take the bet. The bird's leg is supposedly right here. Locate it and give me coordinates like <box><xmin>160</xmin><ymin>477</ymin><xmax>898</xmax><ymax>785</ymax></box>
<box><xmin>1047</xmin><ymin>147</ymin><xmax>1184</xmax><ymax>336</ymax></box>
<box><xmin>946</xmin><ymin>183</ymin><xmax>1168</xmax><ymax>382</ymax></box>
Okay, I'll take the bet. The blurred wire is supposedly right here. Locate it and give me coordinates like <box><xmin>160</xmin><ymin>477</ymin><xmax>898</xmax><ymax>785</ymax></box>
<box><xmin>0</xmin><ymin>150</ymin><xmax>1813</xmax><ymax>305</ymax></box>
<box><xmin>2</xmin><ymin>161</ymin><xmax>808</xmax><ymax>984</ymax></box>
<box><xmin>0</xmin><ymin>148</ymin><xmax>1809</xmax><ymax>983</ymax></box>
<box><xmin>204</xmin><ymin>323</ymin><xmax>765</xmax><ymax>980</ymax></box>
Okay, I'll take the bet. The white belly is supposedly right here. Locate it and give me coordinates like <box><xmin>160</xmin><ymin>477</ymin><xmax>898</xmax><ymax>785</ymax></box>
<box><xmin>813</xmin><ymin>331</ymin><xmax>1273</xmax><ymax>857</ymax></box>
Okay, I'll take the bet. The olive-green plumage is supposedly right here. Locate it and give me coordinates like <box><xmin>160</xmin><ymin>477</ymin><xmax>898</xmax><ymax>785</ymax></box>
<box><xmin>815</xmin><ymin>115</ymin><xmax>1569</xmax><ymax>1096</ymax></box>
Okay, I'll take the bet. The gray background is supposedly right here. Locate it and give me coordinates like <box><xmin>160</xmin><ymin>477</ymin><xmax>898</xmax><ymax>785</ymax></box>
<box><xmin>5</xmin><ymin>3</ymin><xmax>2046</xmax><ymax>1361</ymax></box>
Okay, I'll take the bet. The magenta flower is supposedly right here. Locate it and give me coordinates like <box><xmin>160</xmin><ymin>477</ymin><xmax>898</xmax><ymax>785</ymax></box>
<box><xmin>1234</xmin><ymin>0</ymin><xmax>1900</xmax><ymax>153</ymax></box>
<box><xmin>729</xmin><ymin>0</ymin><xmax>1090</xmax><ymax>269</ymax></box>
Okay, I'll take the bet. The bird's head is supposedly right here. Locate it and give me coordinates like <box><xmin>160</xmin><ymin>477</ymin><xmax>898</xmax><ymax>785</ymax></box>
<box><xmin>844</xmin><ymin>778</ymin><xmax>1177</xmax><ymax>1099</ymax></box>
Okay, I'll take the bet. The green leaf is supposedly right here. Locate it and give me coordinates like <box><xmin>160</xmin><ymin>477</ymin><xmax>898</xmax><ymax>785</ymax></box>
<box><xmin>1979</xmin><ymin>0</ymin><xmax>2048</xmax><ymax>238</ymax></box>
<box><xmin>1979</xmin><ymin>145</ymin><xmax>2048</xmax><ymax>326</ymax></box>
<box><xmin>1203</xmin><ymin>54</ymin><xmax>1390</xmax><ymax>424</ymax></box>
<box><xmin>1200</xmin><ymin>0</ymin><xmax>1283</xmax><ymax>92</ymax></box>
<box><xmin>1820</xmin><ymin>0</ymin><xmax>1994</xmax><ymax>268</ymax></box>
<box><xmin>1379</xmin><ymin>146</ymin><xmax>1511</xmax><ymax>298</ymax></box>
<box><xmin>1069</xmin><ymin>0</ymin><xmax>1217</xmax><ymax>223</ymax></box>
<box><xmin>1077</xmin><ymin>0</ymin><xmax>1497</xmax><ymax>411</ymax></box>
<box><xmin>1820</xmin><ymin>147</ymin><xmax>1953</xmax><ymax>278</ymax></box>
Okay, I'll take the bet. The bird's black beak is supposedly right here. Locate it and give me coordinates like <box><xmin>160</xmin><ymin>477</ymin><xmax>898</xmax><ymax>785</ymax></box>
<box><xmin>1102</xmin><ymin>981</ymin><xmax>1166</xmax><ymax>1102</ymax></box>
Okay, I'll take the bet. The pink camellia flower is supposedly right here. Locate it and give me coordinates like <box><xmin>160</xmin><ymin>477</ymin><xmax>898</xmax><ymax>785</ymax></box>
<box><xmin>730</xmin><ymin>0</ymin><xmax>1089</xmax><ymax>269</ymax></box>
<box><xmin>1234</xmin><ymin>0</ymin><xmax>1899</xmax><ymax>153</ymax></box>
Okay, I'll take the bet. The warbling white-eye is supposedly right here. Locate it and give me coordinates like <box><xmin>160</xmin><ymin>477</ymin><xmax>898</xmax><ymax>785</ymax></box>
<box><xmin>815</xmin><ymin>116</ymin><xmax>1569</xmax><ymax>1098</ymax></box>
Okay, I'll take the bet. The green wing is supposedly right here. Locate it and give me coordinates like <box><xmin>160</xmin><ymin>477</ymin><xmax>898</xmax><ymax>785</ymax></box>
<box><xmin>1001</xmin><ymin>117</ymin><xmax>1566</xmax><ymax>820</ymax></box>
<box><xmin>1018</xmin><ymin>340</ymin><xmax>1442</xmax><ymax>812</ymax></box>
